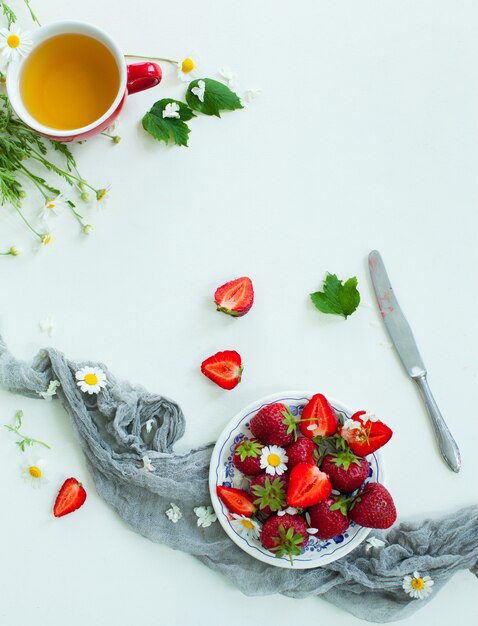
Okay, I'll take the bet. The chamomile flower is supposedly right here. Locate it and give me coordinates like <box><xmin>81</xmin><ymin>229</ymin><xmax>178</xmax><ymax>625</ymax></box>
<box><xmin>402</xmin><ymin>571</ymin><xmax>434</xmax><ymax>600</ymax></box>
<box><xmin>38</xmin><ymin>232</ymin><xmax>53</xmax><ymax>249</ymax></box>
<box><xmin>230</xmin><ymin>513</ymin><xmax>261</xmax><ymax>540</ymax></box>
<box><xmin>191</xmin><ymin>79</ymin><xmax>206</xmax><ymax>103</ymax></box>
<box><xmin>194</xmin><ymin>505</ymin><xmax>217</xmax><ymax>528</ymax></box>
<box><xmin>41</xmin><ymin>195</ymin><xmax>65</xmax><ymax>220</ymax></box>
<box><xmin>162</xmin><ymin>102</ymin><xmax>180</xmax><ymax>119</ymax></box>
<box><xmin>75</xmin><ymin>366</ymin><xmax>108</xmax><ymax>395</ymax></box>
<box><xmin>0</xmin><ymin>26</ymin><xmax>33</xmax><ymax>63</ymax></box>
<box><xmin>260</xmin><ymin>445</ymin><xmax>288</xmax><ymax>476</ymax></box>
<box><xmin>176</xmin><ymin>53</ymin><xmax>199</xmax><ymax>81</ymax></box>
<box><xmin>21</xmin><ymin>455</ymin><xmax>48</xmax><ymax>488</ymax></box>
<box><xmin>340</xmin><ymin>418</ymin><xmax>363</xmax><ymax>442</ymax></box>
<box><xmin>96</xmin><ymin>186</ymin><xmax>111</xmax><ymax>207</ymax></box>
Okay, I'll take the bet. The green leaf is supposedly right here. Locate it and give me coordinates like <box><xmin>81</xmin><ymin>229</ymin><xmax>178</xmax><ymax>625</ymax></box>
<box><xmin>142</xmin><ymin>99</ymin><xmax>195</xmax><ymax>147</ymax></box>
<box><xmin>310</xmin><ymin>273</ymin><xmax>360</xmax><ymax>319</ymax></box>
<box><xmin>186</xmin><ymin>78</ymin><xmax>243</xmax><ymax>117</ymax></box>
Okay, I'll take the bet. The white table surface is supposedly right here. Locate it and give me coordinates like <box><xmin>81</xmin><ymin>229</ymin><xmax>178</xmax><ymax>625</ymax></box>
<box><xmin>1</xmin><ymin>1</ymin><xmax>477</xmax><ymax>624</ymax></box>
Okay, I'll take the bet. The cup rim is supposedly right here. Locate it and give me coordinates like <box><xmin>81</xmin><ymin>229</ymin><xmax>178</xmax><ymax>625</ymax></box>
<box><xmin>6</xmin><ymin>20</ymin><xmax>127</xmax><ymax>137</ymax></box>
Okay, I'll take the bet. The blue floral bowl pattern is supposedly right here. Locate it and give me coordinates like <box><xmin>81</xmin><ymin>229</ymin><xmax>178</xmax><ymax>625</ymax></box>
<box><xmin>209</xmin><ymin>391</ymin><xmax>384</xmax><ymax>569</ymax></box>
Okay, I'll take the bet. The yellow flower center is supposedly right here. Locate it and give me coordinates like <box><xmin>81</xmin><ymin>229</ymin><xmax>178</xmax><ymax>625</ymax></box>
<box><xmin>84</xmin><ymin>373</ymin><xmax>99</xmax><ymax>386</ymax></box>
<box><xmin>411</xmin><ymin>578</ymin><xmax>425</xmax><ymax>590</ymax></box>
<box><xmin>47</xmin><ymin>203</ymin><xmax>55</xmax><ymax>210</ymax></box>
<box><xmin>267</xmin><ymin>453</ymin><xmax>281</xmax><ymax>467</ymax></box>
<box><xmin>7</xmin><ymin>34</ymin><xmax>21</xmax><ymax>49</ymax></box>
<box><xmin>241</xmin><ymin>519</ymin><xmax>254</xmax><ymax>529</ymax></box>
<box><xmin>28</xmin><ymin>466</ymin><xmax>42</xmax><ymax>478</ymax></box>
<box><xmin>181</xmin><ymin>57</ymin><xmax>195</xmax><ymax>73</ymax></box>
<box><xmin>97</xmin><ymin>189</ymin><xmax>107</xmax><ymax>201</ymax></box>
<box><xmin>43</xmin><ymin>234</ymin><xmax>52</xmax><ymax>246</ymax></box>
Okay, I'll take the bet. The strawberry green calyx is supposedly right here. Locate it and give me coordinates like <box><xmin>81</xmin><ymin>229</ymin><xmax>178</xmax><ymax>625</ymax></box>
<box><xmin>281</xmin><ymin>406</ymin><xmax>299</xmax><ymax>441</ymax></box>
<box><xmin>270</xmin><ymin>525</ymin><xmax>305</xmax><ymax>567</ymax></box>
<box><xmin>236</xmin><ymin>439</ymin><xmax>263</xmax><ymax>462</ymax></box>
<box><xmin>251</xmin><ymin>477</ymin><xmax>287</xmax><ymax>512</ymax></box>
<box><xmin>327</xmin><ymin>449</ymin><xmax>363</xmax><ymax>471</ymax></box>
<box><xmin>329</xmin><ymin>495</ymin><xmax>350</xmax><ymax>516</ymax></box>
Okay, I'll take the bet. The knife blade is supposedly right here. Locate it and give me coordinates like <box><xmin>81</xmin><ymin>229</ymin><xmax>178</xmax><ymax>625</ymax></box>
<box><xmin>368</xmin><ymin>250</ymin><xmax>461</xmax><ymax>473</ymax></box>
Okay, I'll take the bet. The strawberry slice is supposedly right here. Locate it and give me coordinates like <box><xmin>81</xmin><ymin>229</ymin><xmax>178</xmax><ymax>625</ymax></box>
<box><xmin>53</xmin><ymin>477</ymin><xmax>87</xmax><ymax>518</ymax></box>
<box><xmin>201</xmin><ymin>350</ymin><xmax>243</xmax><ymax>390</ymax></box>
<box><xmin>340</xmin><ymin>411</ymin><xmax>393</xmax><ymax>456</ymax></box>
<box><xmin>216</xmin><ymin>486</ymin><xmax>256</xmax><ymax>517</ymax></box>
<box><xmin>287</xmin><ymin>462</ymin><xmax>332</xmax><ymax>508</ymax></box>
<box><xmin>299</xmin><ymin>393</ymin><xmax>338</xmax><ymax>439</ymax></box>
<box><xmin>214</xmin><ymin>277</ymin><xmax>254</xmax><ymax>317</ymax></box>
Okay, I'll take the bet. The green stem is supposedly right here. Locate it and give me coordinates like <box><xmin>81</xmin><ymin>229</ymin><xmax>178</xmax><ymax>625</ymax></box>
<box><xmin>23</xmin><ymin>0</ymin><xmax>41</xmax><ymax>25</ymax></box>
<box><xmin>28</xmin><ymin>151</ymin><xmax>97</xmax><ymax>192</ymax></box>
<box><xmin>4</xmin><ymin>425</ymin><xmax>51</xmax><ymax>449</ymax></box>
<box><xmin>19</xmin><ymin>165</ymin><xmax>49</xmax><ymax>199</ymax></box>
<box><xmin>125</xmin><ymin>54</ymin><xmax>178</xmax><ymax>65</ymax></box>
<box><xmin>14</xmin><ymin>204</ymin><xmax>42</xmax><ymax>239</ymax></box>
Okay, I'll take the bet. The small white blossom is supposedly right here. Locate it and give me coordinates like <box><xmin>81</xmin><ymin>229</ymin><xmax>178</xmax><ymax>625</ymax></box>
<box><xmin>145</xmin><ymin>419</ymin><xmax>154</xmax><ymax>433</ymax></box>
<box><xmin>402</xmin><ymin>571</ymin><xmax>434</xmax><ymax>600</ymax></box>
<box><xmin>260</xmin><ymin>445</ymin><xmax>288</xmax><ymax>476</ymax></box>
<box><xmin>306</xmin><ymin>424</ymin><xmax>317</xmax><ymax>431</ymax></box>
<box><xmin>307</xmin><ymin>527</ymin><xmax>319</xmax><ymax>535</ymax></box>
<box><xmin>219</xmin><ymin>66</ymin><xmax>237</xmax><ymax>87</ymax></box>
<box><xmin>21</xmin><ymin>455</ymin><xmax>48</xmax><ymax>488</ymax></box>
<box><xmin>305</xmin><ymin>511</ymin><xmax>312</xmax><ymax>525</ymax></box>
<box><xmin>40</xmin><ymin>195</ymin><xmax>65</xmax><ymax>220</ymax></box>
<box><xmin>243</xmin><ymin>88</ymin><xmax>263</xmax><ymax>103</ymax></box>
<box><xmin>165</xmin><ymin>503</ymin><xmax>182</xmax><ymax>523</ymax></box>
<box><xmin>38</xmin><ymin>380</ymin><xmax>60</xmax><ymax>401</ymax></box>
<box><xmin>162</xmin><ymin>102</ymin><xmax>180</xmax><ymax>119</ymax></box>
<box><xmin>142</xmin><ymin>455</ymin><xmax>155</xmax><ymax>472</ymax></box>
<box><xmin>194</xmin><ymin>505</ymin><xmax>217</xmax><ymax>528</ymax></box>
<box><xmin>361</xmin><ymin>412</ymin><xmax>379</xmax><ymax>423</ymax></box>
<box><xmin>39</xmin><ymin>316</ymin><xmax>55</xmax><ymax>337</ymax></box>
<box><xmin>191</xmin><ymin>80</ymin><xmax>206</xmax><ymax>103</ymax></box>
<box><xmin>365</xmin><ymin>536</ymin><xmax>386</xmax><ymax>552</ymax></box>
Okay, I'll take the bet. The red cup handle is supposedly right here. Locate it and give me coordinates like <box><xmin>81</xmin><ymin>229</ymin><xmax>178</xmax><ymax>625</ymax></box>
<box><xmin>126</xmin><ymin>62</ymin><xmax>162</xmax><ymax>95</ymax></box>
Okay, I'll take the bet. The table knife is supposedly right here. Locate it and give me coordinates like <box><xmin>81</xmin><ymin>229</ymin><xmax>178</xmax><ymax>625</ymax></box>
<box><xmin>368</xmin><ymin>250</ymin><xmax>461</xmax><ymax>473</ymax></box>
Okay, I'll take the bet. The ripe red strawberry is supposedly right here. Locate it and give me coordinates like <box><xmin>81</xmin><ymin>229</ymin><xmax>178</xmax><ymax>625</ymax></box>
<box><xmin>287</xmin><ymin>462</ymin><xmax>332</xmax><ymax>508</ymax></box>
<box><xmin>53</xmin><ymin>478</ymin><xmax>87</xmax><ymax>518</ymax></box>
<box><xmin>299</xmin><ymin>393</ymin><xmax>338</xmax><ymax>439</ymax></box>
<box><xmin>286</xmin><ymin>437</ymin><xmax>318</xmax><ymax>470</ymax></box>
<box><xmin>214</xmin><ymin>276</ymin><xmax>254</xmax><ymax>317</ymax></box>
<box><xmin>233</xmin><ymin>438</ymin><xmax>264</xmax><ymax>475</ymax></box>
<box><xmin>260</xmin><ymin>513</ymin><xmax>309</xmax><ymax>565</ymax></box>
<box><xmin>200</xmin><ymin>350</ymin><xmax>243</xmax><ymax>390</ymax></box>
<box><xmin>250</xmin><ymin>403</ymin><xmax>297</xmax><ymax>446</ymax></box>
<box><xmin>349</xmin><ymin>482</ymin><xmax>397</xmax><ymax>529</ymax></box>
<box><xmin>321</xmin><ymin>451</ymin><xmax>370</xmax><ymax>493</ymax></box>
<box><xmin>250</xmin><ymin>472</ymin><xmax>289</xmax><ymax>515</ymax></box>
<box><xmin>340</xmin><ymin>411</ymin><xmax>393</xmax><ymax>456</ymax></box>
<box><xmin>307</xmin><ymin>496</ymin><xmax>350</xmax><ymax>540</ymax></box>
<box><xmin>216</xmin><ymin>485</ymin><xmax>256</xmax><ymax>517</ymax></box>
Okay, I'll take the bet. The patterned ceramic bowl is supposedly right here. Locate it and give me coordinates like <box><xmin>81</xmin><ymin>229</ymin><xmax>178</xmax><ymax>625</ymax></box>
<box><xmin>209</xmin><ymin>391</ymin><xmax>384</xmax><ymax>569</ymax></box>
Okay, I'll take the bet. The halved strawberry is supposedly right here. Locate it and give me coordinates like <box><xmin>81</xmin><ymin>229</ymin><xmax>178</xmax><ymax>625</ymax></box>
<box><xmin>53</xmin><ymin>477</ymin><xmax>87</xmax><ymax>518</ymax></box>
<box><xmin>299</xmin><ymin>393</ymin><xmax>338</xmax><ymax>439</ymax></box>
<box><xmin>214</xmin><ymin>277</ymin><xmax>254</xmax><ymax>317</ymax></box>
<box><xmin>201</xmin><ymin>350</ymin><xmax>243</xmax><ymax>390</ymax></box>
<box><xmin>287</xmin><ymin>462</ymin><xmax>332</xmax><ymax>508</ymax></box>
<box><xmin>340</xmin><ymin>411</ymin><xmax>393</xmax><ymax>456</ymax></box>
<box><xmin>216</xmin><ymin>485</ymin><xmax>256</xmax><ymax>517</ymax></box>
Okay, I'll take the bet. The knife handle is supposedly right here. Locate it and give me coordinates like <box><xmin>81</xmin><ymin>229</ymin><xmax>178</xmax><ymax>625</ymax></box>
<box><xmin>414</xmin><ymin>375</ymin><xmax>461</xmax><ymax>473</ymax></box>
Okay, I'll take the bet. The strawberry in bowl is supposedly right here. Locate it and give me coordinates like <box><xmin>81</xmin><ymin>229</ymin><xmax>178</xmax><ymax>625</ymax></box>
<box><xmin>209</xmin><ymin>391</ymin><xmax>395</xmax><ymax>569</ymax></box>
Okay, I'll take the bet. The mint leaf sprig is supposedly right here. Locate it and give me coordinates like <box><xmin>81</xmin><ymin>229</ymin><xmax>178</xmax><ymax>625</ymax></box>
<box><xmin>310</xmin><ymin>273</ymin><xmax>360</xmax><ymax>319</ymax></box>
<box><xmin>4</xmin><ymin>409</ymin><xmax>51</xmax><ymax>451</ymax></box>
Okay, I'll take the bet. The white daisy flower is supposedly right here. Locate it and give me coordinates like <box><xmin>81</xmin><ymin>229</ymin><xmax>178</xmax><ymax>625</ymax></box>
<box><xmin>40</xmin><ymin>195</ymin><xmax>65</xmax><ymax>220</ymax></box>
<box><xmin>176</xmin><ymin>53</ymin><xmax>199</xmax><ymax>81</ymax></box>
<box><xmin>21</xmin><ymin>455</ymin><xmax>48</xmax><ymax>488</ymax></box>
<box><xmin>162</xmin><ymin>102</ymin><xmax>180</xmax><ymax>119</ymax></box>
<box><xmin>0</xmin><ymin>26</ymin><xmax>33</xmax><ymax>63</ymax></box>
<box><xmin>75</xmin><ymin>366</ymin><xmax>107</xmax><ymax>395</ymax></box>
<box><xmin>142</xmin><ymin>455</ymin><xmax>155</xmax><ymax>472</ymax></box>
<box><xmin>38</xmin><ymin>380</ymin><xmax>60</xmax><ymax>401</ymax></box>
<box><xmin>39</xmin><ymin>316</ymin><xmax>55</xmax><ymax>337</ymax></box>
<box><xmin>165</xmin><ymin>502</ymin><xmax>182</xmax><ymax>523</ymax></box>
<box><xmin>230</xmin><ymin>513</ymin><xmax>261</xmax><ymax>540</ymax></box>
<box><xmin>260</xmin><ymin>445</ymin><xmax>288</xmax><ymax>476</ymax></box>
<box><xmin>219</xmin><ymin>66</ymin><xmax>237</xmax><ymax>87</ymax></box>
<box><xmin>243</xmin><ymin>88</ymin><xmax>263</xmax><ymax>103</ymax></box>
<box><xmin>38</xmin><ymin>232</ymin><xmax>53</xmax><ymax>250</ymax></box>
<box><xmin>365</xmin><ymin>536</ymin><xmax>386</xmax><ymax>552</ymax></box>
<box><xmin>194</xmin><ymin>505</ymin><xmax>217</xmax><ymax>528</ymax></box>
<box><xmin>96</xmin><ymin>186</ymin><xmax>111</xmax><ymax>207</ymax></box>
<box><xmin>191</xmin><ymin>79</ymin><xmax>206</xmax><ymax>103</ymax></box>
<box><xmin>402</xmin><ymin>571</ymin><xmax>434</xmax><ymax>600</ymax></box>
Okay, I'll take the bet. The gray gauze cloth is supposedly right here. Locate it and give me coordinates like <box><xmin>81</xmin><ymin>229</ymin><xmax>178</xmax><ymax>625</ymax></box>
<box><xmin>0</xmin><ymin>336</ymin><xmax>477</xmax><ymax>623</ymax></box>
